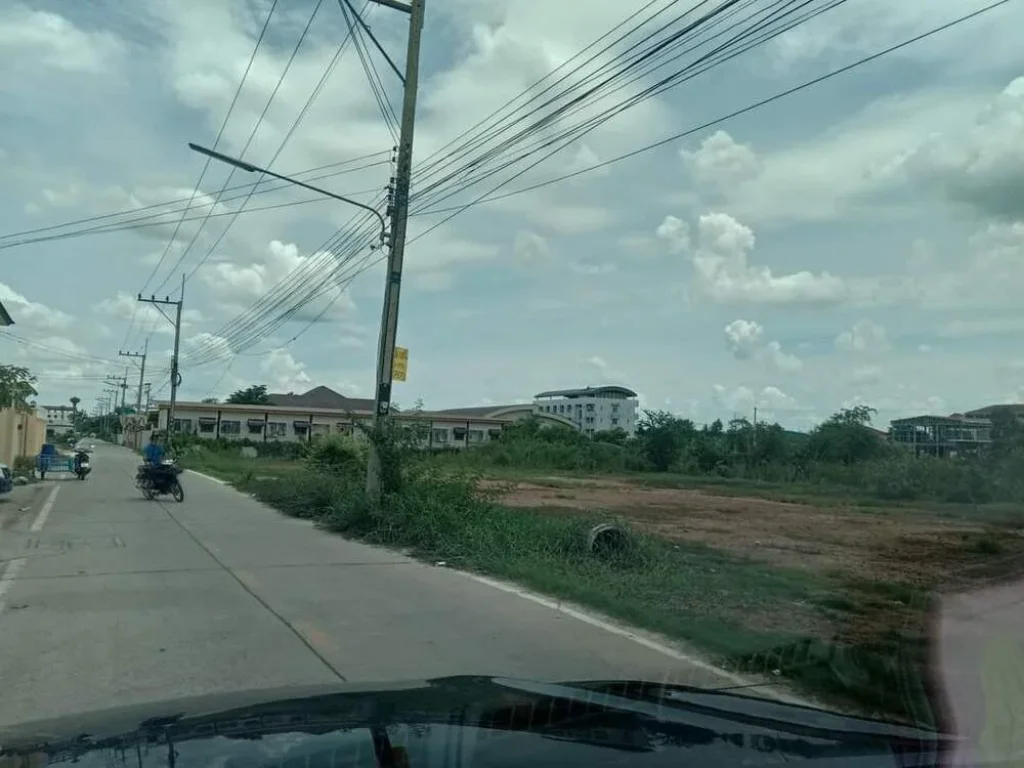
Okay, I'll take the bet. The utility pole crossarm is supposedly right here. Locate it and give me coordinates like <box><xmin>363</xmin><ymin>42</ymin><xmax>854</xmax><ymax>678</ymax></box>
<box><xmin>138</xmin><ymin>276</ymin><xmax>184</xmax><ymax>434</ymax></box>
<box><xmin>366</xmin><ymin>0</ymin><xmax>411</xmax><ymax>12</ymax></box>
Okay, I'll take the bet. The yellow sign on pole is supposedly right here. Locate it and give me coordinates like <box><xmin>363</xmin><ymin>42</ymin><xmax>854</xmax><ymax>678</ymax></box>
<box><xmin>392</xmin><ymin>346</ymin><xmax>409</xmax><ymax>382</ymax></box>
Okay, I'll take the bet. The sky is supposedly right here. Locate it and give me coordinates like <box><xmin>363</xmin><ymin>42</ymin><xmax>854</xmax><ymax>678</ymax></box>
<box><xmin>1</xmin><ymin>0</ymin><xmax>1022</xmax><ymax>431</ymax></box>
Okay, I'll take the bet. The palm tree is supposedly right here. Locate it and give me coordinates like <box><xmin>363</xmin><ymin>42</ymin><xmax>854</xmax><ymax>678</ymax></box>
<box><xmin>70</xmin><ymin>396</ymin><xmax>80</xmax><ymax>428</ymax></box>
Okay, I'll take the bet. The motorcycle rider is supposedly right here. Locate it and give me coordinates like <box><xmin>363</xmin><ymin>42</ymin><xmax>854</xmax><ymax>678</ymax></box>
<box><xmin>73</xmin><ymin>446</ymin><xmax>89</xmax><ymax>474</ymax></box>
<box><xmin>140</xmin><ymin>432</ymin><xmax>166</xmax><ymax>487</ymax></box>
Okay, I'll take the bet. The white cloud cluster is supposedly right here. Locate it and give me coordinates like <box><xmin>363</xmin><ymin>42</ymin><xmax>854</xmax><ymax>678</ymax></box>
<box><xmin>680</xmin><ymin>130</ymin><xmax>761</xmax><ymax>190</ymax></box>
<box><xmin>723</xmin><ymin>319</ymin><xmax>802</xmax><ymax>372</ymax></box>
<box><xmin>0</xmin><ymin>282</ymin><xmax>74</xmax><ymax>332</ymax></box>
<box><xmin>898</xmin><ymin>76</ymin><xmax>1024</xmax><ymax>220</ymax></box>
<box><xmin>659</xmin><ymin>212</ymin><xmax>847</xmax><ymax>305</ymax></box>
<box><xmin>0</xmin><ymin>4</ymin><xmax>123</xmax><ymax>74</ymax></box>
<box><xmin>834</xmin><ymin>319</ymin><xmax>890</xmax><ymax>355</ymax></box>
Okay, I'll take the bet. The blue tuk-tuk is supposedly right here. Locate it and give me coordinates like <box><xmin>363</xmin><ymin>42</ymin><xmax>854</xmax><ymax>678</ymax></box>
<box><xmin>36</xmin><ymin>443</ymin><xmax>74</xmax><ymax>479</ymax></box>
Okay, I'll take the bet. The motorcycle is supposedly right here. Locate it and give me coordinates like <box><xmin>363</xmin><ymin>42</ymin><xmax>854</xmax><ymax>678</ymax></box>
<box><xmin>136</xmin><ymin>459</ymin><xmax>184</xmax><ymax>502</ymax></box>
<box><xmin>73</xmin><ymin>450</ymin><xmax>91</xmax><ymax>480</ymax></box>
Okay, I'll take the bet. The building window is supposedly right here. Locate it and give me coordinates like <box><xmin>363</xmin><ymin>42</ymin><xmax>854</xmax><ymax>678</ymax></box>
<box><xmin>220</xmin><ymin>420</ymin><xmax>241</xmax><ymax>435</ymax></box>
<box><xmin>248</xmin><ymin>421</ymin><xmax>264</xmax><ymax>435</ymax></box>
<box><xmin>469</xmin><ymin>429</ymin><xmax>484</xmax><ymax>441</ymax></box>
<box><xmin>585</xmin><ymin>403</ymin><xmax>595</xmax><ymax>412</ymax></box>
<box><xmin>199</xmin><ymin>419</ymin><xmax>216</xmax><ymax>434</ymax></box>
<box><xmin>268</xmin><ymin>422</ymin><xmax>287</xmax><ymax>438</ymax></box>
<box><xmin>432</xmin><ymin>428</ymin><xmax>448</xmax><ymax>443</ymax></box>
<box><xmin>611</xmin><ymin>417</ymin><xmax>619</xmax><ymax>426</ymax></box>
<box><xmin>611</xmin><ymin>403</ymin><xmax>620</xmax><ymax>413</ymax></box>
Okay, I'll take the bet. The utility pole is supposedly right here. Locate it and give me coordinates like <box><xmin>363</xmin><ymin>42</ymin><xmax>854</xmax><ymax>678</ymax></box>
<box><xmin>366</xmin><ymin>0</ymin><xmax>425</xmax><ymax>503</ymax></box>
<box><xmin>138</xmin><ymin>275</ymin><xmax>184</xmax><ymax>433</ymax></box>
<box><xmin>118</xmin><ymin>340</ymin><xmax>148</xmax><ymax>413</ymax></box>
<box><xmin>144</xmin><ymin>382</ymin><xmax>152</xmax><ymax>412</ymax></box>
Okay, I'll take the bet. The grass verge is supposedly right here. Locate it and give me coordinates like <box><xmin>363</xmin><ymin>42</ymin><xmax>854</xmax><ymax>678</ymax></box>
<box><xmin>208</xmin><ymin>460</ymin><xmax>939</xmax><ymax>726</ymax></box>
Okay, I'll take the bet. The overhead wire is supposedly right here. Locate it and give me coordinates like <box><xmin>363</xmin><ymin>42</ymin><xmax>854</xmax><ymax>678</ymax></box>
<box><xmin>154</xmin><ymin>0</ymin><xmax>329</xmax><ymax>293</ymax></box>
<box><xmin>0</xmin><ymin>151</ymin><xmax>391</xmax><ymax>245</ymax></box>
<box><xmin>176</xmin><ymin>0</ymin><xmax>377</xmax><ymax>289</ymax></box>
<box><xmin>339</xmin><ymin>0</ymin><xmax>400</xmax><ymax>140</ymax></box>
<box><xmin>127</xmin><ymin>0</ymin><xmax>281</xmax><ymax>353</ymax></box>
<box><xmin>180</xmin><ymin>0</ymin><xmax>827</xmax><ymax>370</ymax></box>
<box><xmin>179</xmin><ymin>0</ymin><xmax>1002</xmax><ymax>370</ymax></box>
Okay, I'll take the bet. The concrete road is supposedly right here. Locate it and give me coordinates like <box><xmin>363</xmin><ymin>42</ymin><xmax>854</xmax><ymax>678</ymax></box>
<box><xmin>0</xmin><ymin>442</ymin><xmax>752</xmax><ymax>726</ymax></box>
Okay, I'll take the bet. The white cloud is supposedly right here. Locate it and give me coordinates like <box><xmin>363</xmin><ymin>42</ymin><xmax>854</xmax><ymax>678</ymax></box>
<box><xmin>260</xmin><ymin>348</ymin><xmax>311</xmax><ymax>393</ymax></box>
<box><xmin>834</xmin><ymin>319</ymin><xmax>890</xmax><ymax>354</ymax></box>
<box><xmin>898</xmin><ymin>76</ymin><xmax>1024</xmax><ymax>220</ymax></box>
<box><xmin>655</xmin><ymin>215</ymin><xmax>690</xmax><ymax>253</ymax></box>
<box><xmin>512</xmin><ymin>230</ymin><xmax>550</xmax><ymax>262</ymax></box>
<box><xmin>724</xmin><ymin>319</ymin><xmax>802</xmax><ymax>372</ymax></box>
<box><xmin>0</xmin><ymin>282</ymin><xmax>74</xmax><ymax>332</ymax></box>
<box><xmin>0</xmin><ymin>5</ymin><xmax>123</xmax><ymax>74</ymax></box>
<box><xmin>202</xmin><ymin>240</ymin><xmax>357</xmax><ymax>322</ymax></box>
<box><xmin>723</xmin><ymin>319</ymin><xmax>763</xmax><ymax>360</ymax></box>
<box><xmin>686</xmin><ymin>213</ymin><xmax>847</xmax><ymax>305</ymax></box>
<box><xmin>680</xmin><ymin>130</ymin><xmax>761</xmax><ymax>190</ymax></box>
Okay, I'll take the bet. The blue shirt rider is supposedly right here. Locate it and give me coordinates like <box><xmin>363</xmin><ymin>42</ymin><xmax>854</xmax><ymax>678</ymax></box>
<box><xmin>143</xmin><ymin>435</ymin><xmax>166</xmax><ymax>466</ymax></box>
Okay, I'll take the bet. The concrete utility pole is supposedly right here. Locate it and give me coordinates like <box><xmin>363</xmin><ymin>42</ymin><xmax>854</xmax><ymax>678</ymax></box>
<box><xmin>118</xmin><ymin>339</ymin><xmax>148</xmax><ymax>413</ymax></box>
<box><xmin>366</xmin><ymin>0</ymin><xmax>425</xmax><ymax>503</ymax></box>
<box><xmin>138</xmin><ymin>275</ymin><xmax>184</xmax><ymax>433</ymax></box>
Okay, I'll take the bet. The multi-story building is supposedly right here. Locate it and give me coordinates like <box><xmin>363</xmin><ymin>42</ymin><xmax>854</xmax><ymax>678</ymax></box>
<box><xmin>533</xmin><ymin>385</ymin><xmax>639</xmax><ymax>436</ymax></box>
<box><xmin>39</xmin><ymin>404</ymin><xmax>74</xmax><ymax>439</ymax></box>
<box><xmin>889</xmin><ymin>414</ymin><xmax>992</xmax><ymax>458</ymax></box>
<box><xmin>155</xmin><ymin>386</ymin><xmax>575</xmax><ymax>448</ymax></box>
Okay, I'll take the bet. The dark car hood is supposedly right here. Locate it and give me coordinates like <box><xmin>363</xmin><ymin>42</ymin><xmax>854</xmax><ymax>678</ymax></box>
<box><xmin>0</xmin><ymin>676</ymin><xmax>952</xmax><ymax>767</ymax></box>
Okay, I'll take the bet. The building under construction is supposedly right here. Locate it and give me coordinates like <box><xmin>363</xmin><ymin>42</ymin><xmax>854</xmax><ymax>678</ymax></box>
<box><xmin>889</xmin><ymin>413</ymin><xmax>992</xmax><ymax>458</ymax></box>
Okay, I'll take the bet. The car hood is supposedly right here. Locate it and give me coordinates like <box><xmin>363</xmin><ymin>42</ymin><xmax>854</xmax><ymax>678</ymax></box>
<box><xmin>0</xmin><ymin>676</ymin><xmax>953</xmax><ymax>767</ymax></box>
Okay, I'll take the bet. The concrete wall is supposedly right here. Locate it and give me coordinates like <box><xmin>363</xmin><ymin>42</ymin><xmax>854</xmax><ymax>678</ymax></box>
<box><xmin>0</xmin><ymin>408</ymin><xmax>46</xmax><ymax>466</ymax></box>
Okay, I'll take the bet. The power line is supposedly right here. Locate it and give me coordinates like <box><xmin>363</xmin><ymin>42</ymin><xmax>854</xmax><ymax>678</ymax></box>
<box><xmin>156</xmin><ymin>0</ymin><xmax>329</xmax><ymax>293</ymax></box>
<box><xmin>0</xmin><ymin>151</ymin><xmax>390</xmax><ymax>244</ymax></box>
<box><xmin>139</xmin><ymin>0</ymin><xmax>281</xmax><ymax>300</ymax></box>
<box><xmin>180</xmin><ymin>0</ymin><xmax>1000</xmax><ymax>367</ymax></box>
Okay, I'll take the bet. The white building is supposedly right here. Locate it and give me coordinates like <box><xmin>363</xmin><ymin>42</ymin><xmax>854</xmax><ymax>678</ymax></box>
<box><xmin>533</xmin><ymin>385</ymin><xmax>639</xmax><ymax>437</ymax></box>
<box><xmin>39</xmin><ymin>404</ymin><xmax>74</xmax><ymax>438</ymax></box>
<box><xmin>155</xmin><ymin>386</ymin><xmax>575</xmax><ymax>448</ymax></box>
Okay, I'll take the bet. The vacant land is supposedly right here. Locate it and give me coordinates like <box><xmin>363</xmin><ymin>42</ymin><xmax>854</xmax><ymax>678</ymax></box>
<box><xmin>485</xmin><ymin>475</ymin><xmax>1022</xmax><ymax>586</ymax></box>
<box><xmin>185</xmin><ymin>450</ymin><xmax>1024</xmax><ymax>722</ymax></box>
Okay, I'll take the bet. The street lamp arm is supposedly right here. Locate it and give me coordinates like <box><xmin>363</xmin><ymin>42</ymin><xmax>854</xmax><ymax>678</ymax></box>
<box><xmin>187</xmin><ymin>143</ymin><xmax>387</xmax><ymax>244</ymax></box>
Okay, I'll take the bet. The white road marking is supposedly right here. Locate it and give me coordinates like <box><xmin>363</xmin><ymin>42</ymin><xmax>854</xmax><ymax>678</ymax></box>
<box><xmin>0</xmin><ymin>557</ymin><xmax>27</xmax><ymax>617</ymax></box>
<box><xmin>456</xmin><ymin>569</ymin><xmax>807</xmax><ymax>705</ymax></box>
<box><xmin>30</xmin><ymin>485</ymin><xmax>60</xmax><ymax>532</ymax></box>
<box><xmin>0</xmin><ymin>486</ymin><xmax>59</xmax><ymax>617</ymax></box>
<box><xmin>188</xmin><ymin>469</ymin><xmax>227</xmax><ymax>485</ymax></box>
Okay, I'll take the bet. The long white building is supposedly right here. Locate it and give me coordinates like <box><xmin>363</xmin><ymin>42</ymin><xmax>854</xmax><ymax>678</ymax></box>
<box><xmin>154</xmin><ymin>386</ymin><xmax>575</xmax><ymax>448</ymax></box>
<box><xmin>533</xmin><ymin>385</ymin><xmax>639</xmax><ymax>436</ymax></box>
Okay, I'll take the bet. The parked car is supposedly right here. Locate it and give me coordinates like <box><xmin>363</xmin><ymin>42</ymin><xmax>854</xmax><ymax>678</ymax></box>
<box><xmin>0</xmin><ymin>463</ymin><xmax>13</xmax><ymax>496</ymax></box>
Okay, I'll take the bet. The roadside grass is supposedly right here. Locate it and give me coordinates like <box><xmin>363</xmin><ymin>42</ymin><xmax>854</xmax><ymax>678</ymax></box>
<box><xmin>218</xmin><ymin>463</ymin><xmax>939</xmax><ymax>725</ymax></box>
<box><xmin>181</xmin><ymin>451</ymin><xmax>297</xmax><ymax>484</ymax></box>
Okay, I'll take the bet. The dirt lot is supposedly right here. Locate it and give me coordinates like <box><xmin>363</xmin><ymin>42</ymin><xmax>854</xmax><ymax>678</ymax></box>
<box><xmin>486</xmin><ymin>476</ymin><xmax>1024</xmax><ymax>589</ymax></box>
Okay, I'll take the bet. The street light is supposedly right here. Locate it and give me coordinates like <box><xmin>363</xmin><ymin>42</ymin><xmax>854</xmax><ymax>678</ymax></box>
<box><xmin>187</xmin><ymin>143</ymin><xmax>388</xmax><ymax>245</ymax></box>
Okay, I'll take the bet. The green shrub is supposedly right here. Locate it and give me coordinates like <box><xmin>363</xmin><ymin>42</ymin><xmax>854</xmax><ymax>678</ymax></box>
<box><xmin>12</xmin><ymin>455</ymin><xmax>35</xmax><ymax>476</ymax></box>
<box><xmin>305</xmin><ymin>433</ymin><xmax>367</xmax><ymax>474</ymax></box>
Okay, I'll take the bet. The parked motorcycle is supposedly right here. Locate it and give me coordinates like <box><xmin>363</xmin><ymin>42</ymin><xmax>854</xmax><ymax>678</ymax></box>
<box><xmin>136</xmin><ymin>460</ymin><xmax>184</xmax><ymax>502</ymax></box>
<box><xmin>73</xmin><ymin>450</ymin><xmax>91</xmax><ymax>480</ymax></box>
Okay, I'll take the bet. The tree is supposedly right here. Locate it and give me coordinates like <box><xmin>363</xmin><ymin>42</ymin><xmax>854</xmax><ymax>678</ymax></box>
<box><xmin>636</xmin><ymin>410</ymin><xmax>695</xmax><ymax>471</ymax></box>
<box><xmin>0</xmin><ymin>365</ymin><xmax>38</xmax><ymax>411</ymax></box>
<box><xmin>69</xmin><ymin>396</ymin><xmax>80</xmax><ymax>414</ymax></box>
<box><xmin>226</xmin><ymin>384</ymin><xmax>270</xmax><ymax>405</ymax></box>
<box><xmin>804</xmin><ymin>406</ymin><xmax>884</xmax><ymax>464</ymax></box>
<box><xmin>201</xmin><ymin>397</ymin><xmax>219</xmax><ymax>404</ymax></box>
